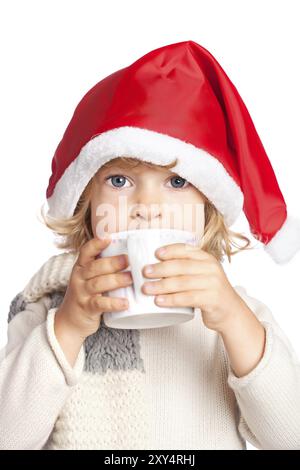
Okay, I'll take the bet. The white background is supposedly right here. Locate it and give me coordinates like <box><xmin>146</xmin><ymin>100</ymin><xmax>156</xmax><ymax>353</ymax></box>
<box><xmin>0</xmin><ymin>0</ymin><xmax>299</xmax><ymax>450</ymax></box>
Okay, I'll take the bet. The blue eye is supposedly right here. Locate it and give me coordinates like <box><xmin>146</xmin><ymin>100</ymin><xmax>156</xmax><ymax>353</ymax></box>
<box><xmin>169</xmin><ymin>176</ymin><xmax>189</xmax><ymax>189</ymax></box>
<box><xmin>105</xmin><ymin>175</ymin><xmax>131</xmax><ymax>188</ymax></box>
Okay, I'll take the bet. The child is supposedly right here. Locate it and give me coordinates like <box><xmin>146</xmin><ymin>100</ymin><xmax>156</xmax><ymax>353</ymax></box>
<box><xmin>1</xmin><ymin>40</ymin><xmax>300</xmax><ymax>450</ymax></box>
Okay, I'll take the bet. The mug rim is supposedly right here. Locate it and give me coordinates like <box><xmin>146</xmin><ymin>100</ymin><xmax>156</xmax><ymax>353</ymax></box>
<box><xmin>102</xmin><ymin>228</ymin><xmax>199</xmax><ymax>241</ymax></box>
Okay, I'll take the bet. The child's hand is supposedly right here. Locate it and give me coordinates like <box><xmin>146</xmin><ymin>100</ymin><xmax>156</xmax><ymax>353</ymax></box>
<box><xmin>56</xmin><ymin>237</ymin><xmax>133</xmax><ymax>339</ymax></box>
<box><xmin>141</xmin><ymin>243</ymin><xmax>247</xmax><ymax>333</ymax></box>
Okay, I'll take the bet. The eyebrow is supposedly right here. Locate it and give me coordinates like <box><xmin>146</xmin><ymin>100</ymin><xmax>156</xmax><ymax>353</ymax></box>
<box><xmin>102</xmin><ymin>165</ymin><xmax>134</xmax><ymax>172</ymax></box>
<box><xmin>102</xmin><ymin>164</ymin><xmax>178</xmax><ymax>173</ymax></box>
<box><xmin>98</xmin><ymin>164</ymin><xmax>179</xmax><ymax>179</ymax></box>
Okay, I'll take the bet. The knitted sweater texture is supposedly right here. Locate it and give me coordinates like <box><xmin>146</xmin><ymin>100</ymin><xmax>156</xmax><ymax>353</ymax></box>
<box><xmin>0</xmin><ymin>251</ymin><xmax>300</xmax><ymax>450</ymax></box>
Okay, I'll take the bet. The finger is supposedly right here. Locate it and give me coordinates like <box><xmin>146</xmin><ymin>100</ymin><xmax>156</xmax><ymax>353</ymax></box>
<box><xmin>89</xmin><ymin>293</ymin><xmax>129</xmax><ymax>313</ymax></box>
<box><xmin>85</xmin><ymin>271</ymin><xmax>133</xmax><ymax>295</ymax></box>
<box><xmin>76</xmin><ymin>236</ymin><xmax>111</xmax><ymax>268</ymax></box>
<box><xmin>142</xmin><ymin>258</ymin><xmax>213</xmax><ymax>278</ymax></box>
<box><xmin>154</xmin><ymin>290</ymin><xmax>203</xmax><ymax>308</ymax></box>
<box><xmin>155</xmin><ymin>242</ymin><xmax>211</xmax><ymax>262</ymax></box>
<box><xmin>79</xmin><ymin>253</ymin><xmax>129</xmax><ymax>281</ymax></box>
<box><xmin>142</xmin><ymin>274</ymin><xmax>211</xmax><ymax>295</ymax></box>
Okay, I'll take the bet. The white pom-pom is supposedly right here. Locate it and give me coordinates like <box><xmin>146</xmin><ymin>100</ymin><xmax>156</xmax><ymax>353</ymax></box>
<box><xmin>264</xmin><ymin>215</ymin><xmax>300</xmax><ymax>264</ymax></box>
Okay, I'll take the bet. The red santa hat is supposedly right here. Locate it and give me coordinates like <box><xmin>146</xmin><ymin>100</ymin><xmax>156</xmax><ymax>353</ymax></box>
<box><xmin>46</xmin><ymin>40</ymin><xmax>300</xmax><ymax>264</ymax></box>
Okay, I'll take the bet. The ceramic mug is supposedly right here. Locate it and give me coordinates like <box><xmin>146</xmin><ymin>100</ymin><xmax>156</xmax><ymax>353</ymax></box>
<box><xmin>96</xmin><ymin>228</ymin><xmax>201</xmax><ymax>329</ymax></box>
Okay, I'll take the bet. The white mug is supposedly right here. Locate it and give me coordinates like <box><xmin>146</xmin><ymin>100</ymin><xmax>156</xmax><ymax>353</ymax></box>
<box><xmin>96</xmin><ymin>228</ymin><xmax>201</xmax><ymax>329</ymax></box>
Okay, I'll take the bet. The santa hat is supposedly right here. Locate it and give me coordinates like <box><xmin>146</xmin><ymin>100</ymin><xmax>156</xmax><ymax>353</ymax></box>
<box><xmin>46</xmin><ymin>40</ymin><xmax>300</xmax><ymax>264</ymax></box>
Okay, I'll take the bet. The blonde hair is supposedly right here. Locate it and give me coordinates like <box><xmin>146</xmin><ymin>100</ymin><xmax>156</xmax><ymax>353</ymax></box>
<box><xmin>38</xmin><ymin>156</ymin><xmax>253</xmax><ymax>263</ymax></box>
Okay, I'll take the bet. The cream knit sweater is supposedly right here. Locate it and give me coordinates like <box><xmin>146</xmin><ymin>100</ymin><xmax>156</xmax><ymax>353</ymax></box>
<box><xmin>0</xmin><ymin>251</ymin><xmax>300</xmax><ymax>450</ymax></box>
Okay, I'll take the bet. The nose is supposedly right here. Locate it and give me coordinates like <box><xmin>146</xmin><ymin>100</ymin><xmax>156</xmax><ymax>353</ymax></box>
<box><xmin>130</xmin><ymin>202</ymin><xmax>162</xmax><ymax>222</ymax></box>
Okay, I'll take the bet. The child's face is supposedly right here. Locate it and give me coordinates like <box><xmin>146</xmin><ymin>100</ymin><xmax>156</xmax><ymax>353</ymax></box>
<box><xmin>90</xmin><ymin>158</ymin><xmax>205</xmax><ymax>237</ymax></box>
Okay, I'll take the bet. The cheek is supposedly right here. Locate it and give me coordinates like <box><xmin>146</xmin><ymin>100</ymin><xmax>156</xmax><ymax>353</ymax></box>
<box><xmin>90</xmin><ymin>192</ymin><xmax>124</xmax><ymax>236</ymax></box>
<box><xmin>163</xmin><ymin>190</ymin><xmax>203</xmax><ymax>210</ymax></box>
<box><xmin>163</xmin><ymin>192</ymin><xmax>205</xmax><ymax>234</ymax></box>
<box><xmin>91</xmin><ymin>188</ymin><xmax>119</xmax><ymax>215</ymax></box>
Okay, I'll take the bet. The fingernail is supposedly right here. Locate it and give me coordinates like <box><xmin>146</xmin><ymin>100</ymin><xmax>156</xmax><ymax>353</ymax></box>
<box><xmin>144</xmin><ymin>265</ymin><xmax>153</xmax><ymax>274</ymax></box>
<box><xmin>156</xmin><ymin>296</ymin><xmax>165</xmax><ymax>303</ymax></box>
<box><xmin>124</xmin><ymin>271</ymin><xmax>132</xmax><ymax>280</ymax></box>
<box><xmin>143</xmin><ymin>282</ymin><xmax>153</xmax><ymax>291</ymax></box>
<box><xmin>157</xmin><ymin>247</ymin><xmax>166</xmax><ymax>257</ymax></box>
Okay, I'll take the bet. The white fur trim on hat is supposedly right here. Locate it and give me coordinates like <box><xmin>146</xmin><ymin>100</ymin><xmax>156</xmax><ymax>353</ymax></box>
<box><xmin>46</xmin><ymin>126</ymin><xmax>244</xmax><ymax>226</ymax></box>
<box><xmin>264</xmin><ymin>215</ymin><xmax>300</xmax><ymax>264</ymax></box>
